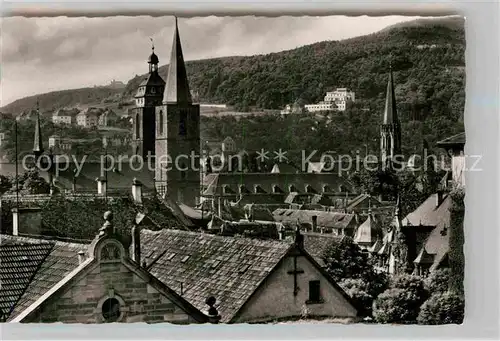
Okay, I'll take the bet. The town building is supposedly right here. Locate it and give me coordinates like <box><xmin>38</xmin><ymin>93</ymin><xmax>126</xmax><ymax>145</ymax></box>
<box><xmin>304</xmin><ymin>102</ymin><xmax>336</xmax><ymax>113</ymax></box>
<box><xmin>324</xmin><ymin>88</ymin><xmax>356</xmax><ymax>104</ymax></box>
<box><xmin>76</xmin><ymin>108</ymin><xmax>101</xmax><ymax>127</ymax></box>
<box><xmin>436</xmin><ymin>132</ymin><xmax>465</xmax><ymax>188</ymax></box>
<box><xmin>98</xmin><ymin>109</ymin><xmax>119</xmax><ymax>127</ymax></box>
<box><xmin>52</xmin><ymin>108</ymin><xmax>80</xmax><ymax>125</ymax></box>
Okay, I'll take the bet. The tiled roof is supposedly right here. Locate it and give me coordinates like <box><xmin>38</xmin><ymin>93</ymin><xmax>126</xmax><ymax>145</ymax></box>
<box><xmin>202</xmin><ymin>173</ymin><xmax>353</xmax><ymax>197</ymax></box>
<box><xmin>139</xmin><ymin>229</ymin><xmax>293</xmax><ymax>322</ymax></box>
<box><xmin>0</xmin><ymin>234</ymin><xmax>87</xmax><ymax>321</ymax></box>
<box><xmin>272</xmin><ymin>209</ymin><xmax>356</xmax><ymax>230</ymax></box>
<box><xmin>302</xmin><ymin>232</ymin><xmax>344</xmax><ymax>266</ymax></box>
<box><xmin>0</xmin><ymin>242</ymin><xmax>53</xmax><ymax>319</ymax></box>
<box><xmin>271</xmin><ymin>163</ymin><xmax>300</xmax><ymax>174</ymax></box>
<box><xmin>346</xmin><ymin>194</ymin><xmax>383</xmax><ymax>211</ymax></box>
<box><xmin>137</xmin><ymin>71</ymin><xmax>165</xmax><ymax>89</ymax></box>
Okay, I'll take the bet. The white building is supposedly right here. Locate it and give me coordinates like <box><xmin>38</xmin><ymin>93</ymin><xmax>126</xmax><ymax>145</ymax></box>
<box><xmin>52</xmin><ymin>108</ymin><xmax>80</xmax><ymax>125</ymax></box>
<box><xmin>76</xmin><ymin>109</ymin><xmax>101</xmax><ymax>128</ymax></box>
<box><xmin>324</xmin><ymin>88</ymin><xmax>355</xmax><ymax>111</ymax></box>
<box><xmin>304</xmin><ymin>102</ymin><xmax>336</xmax><ymax>113</ymax></box>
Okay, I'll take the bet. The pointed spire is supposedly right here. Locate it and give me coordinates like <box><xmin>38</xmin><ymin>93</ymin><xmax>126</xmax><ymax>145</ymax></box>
<box><xmin>33</xmin><ymin>99</ymin><xmax>44</xmax><ymax>157</ymax></box>
<box><xmin>382</xmin><ymin>64</ymin><xmax>398</xmax><ymax>125</ymax></box>
<box><xmin>163</xmin><ymin>16</ymin><xmax>192</xmax><ymax>104</ymax></box>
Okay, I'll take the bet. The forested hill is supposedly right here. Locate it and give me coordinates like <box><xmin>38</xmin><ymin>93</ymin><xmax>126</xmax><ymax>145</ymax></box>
<box><xmin>122</xmin><ymin>16</ymin><xmax>465</xmax><ymax>115</ymax></box>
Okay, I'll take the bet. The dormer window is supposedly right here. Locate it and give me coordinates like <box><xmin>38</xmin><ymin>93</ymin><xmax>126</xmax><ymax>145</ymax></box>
<box><xmin>305</xmin><ymin>185</ymin><xmax>315</xmax><ymax>193</ymax></box>
<box><xmin>254</xmin><ymin>185</ymin><xmax>265</xmax><ymax>194</ymax></box>
<box><xmin>322</xmin><ymin>185</ymin><xmax>330</xmax><ymax>193</ymax></box>
<box><xmin>272</xmin><ymin>185</ymin><xmax>283</xmax><ymax>193</ymax></box>
<box><xmin>289</xmin><ymin>185</ymin><xmax>297</xmax><ymax>193</ymax></box>
<box><xmin>222</xmin><ymin>185</ymin><xmax>233</xmax><ymax>195</ymax></box>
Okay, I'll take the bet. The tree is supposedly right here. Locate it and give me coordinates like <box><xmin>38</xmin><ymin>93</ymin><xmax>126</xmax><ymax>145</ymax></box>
<box><xmin>322</xmin><ymin>236</ymin><xmax>388</xmax><ymax>316</ymax></box>
<box><xmin>0</xmin><ymin>175</ymin><xmax>12</xmax><ymax>195</ymax></box>
<box><xmin>417</xmin><ymin>291</ymin><xmax>464</xmax><ymax>325</ymax></box>
<box><xmin>373</xmin><ymin>274</ymin><xmax>428</xmax><ymax>323</ymax></box>
<box><xmin>424</xmin><ymin>268</ymin><xmax>451</xmax><ymax>294</ymax></box>
<box><xmin>7</xmin><ymin>170</ymin><xmax>50</xmax><ymax>195</ymax></box>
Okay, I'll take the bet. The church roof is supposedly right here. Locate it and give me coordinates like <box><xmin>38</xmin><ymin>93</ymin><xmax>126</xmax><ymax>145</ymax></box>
<box><xmin>163</xmin><ymin>17</ymin><xmax>192</xmax><ymax>104</ymax></box>
<box><xmin>413</xmin><ymin>247</ymin><xmax>434</xmax><ymax>264</ymax></box>
<box><xmin>33</xmin><ymin>111</ymin><xmax>43</xmax><ymax>154</ymax></box>
<box><xmin>137</xmin><ymin>71</ymin><xmax>166</xmax><ymax>89</ymax></box>
<box><xmin>382</xmin><ymin>68</ymin><xmax>398</xmax><ymax>125</ymax></box>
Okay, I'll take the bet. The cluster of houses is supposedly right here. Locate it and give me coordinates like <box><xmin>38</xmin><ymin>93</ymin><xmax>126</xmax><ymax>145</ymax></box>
<box><xmin>0</xmin><ymin>17</ymin><xmax>465</xmax><ymax>325</ymax></box>
<box><xmin>16</xmin><ymin>106</ymin><xmax>120</xmax><ymax>128</ymax></box>
<box><xmin>281</xmin><ymin>88</ymin><xmax>356</xmax><ymax>115</ymax></box>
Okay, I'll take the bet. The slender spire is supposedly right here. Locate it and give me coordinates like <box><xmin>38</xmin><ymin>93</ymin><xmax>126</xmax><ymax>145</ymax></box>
<box><xmin>33</xmin><ymin>100</ymin><xmax>44</xmax><ymax>157</ymax></box>
<box><xmin>163</xmin><ymin>16</ymin><xmax>192</xmax><ymax>104</ymax></box>
<box><xmin>382</xmin><ymin>65</ymin><xmax>398</xmax><ymax>125</ymax></box>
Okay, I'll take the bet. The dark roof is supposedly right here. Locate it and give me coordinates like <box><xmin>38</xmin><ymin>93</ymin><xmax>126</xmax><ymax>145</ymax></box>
<box><xmin>436</xmin><ymin>132</ymin><xmax>466</xmax><ymax>149</ymax></box>
<box><xmin>0</xmin><ymin>242</ymin><xmax>53</xmax><ymax>319</ymax></box>
<box><xmin>139</xmin><ymin>229</ymin><xmax>293</xmax><ymax>322</ymax></box>
<box><xmin>203</xmin><ymin>173</ymin><xmax>352</xmax><ymax>197</ymax></box>
<box><xmin>0</xmin><ymin>234</ymin><xmax>87</xmax><ymax>321</ymax></box>
<box><xmin>148</xmin><ymin>49</ymin><xmax>159</xmax><ymax>64</ymax></box>
<box><xmin>163</xmin><ymin>18</ymin><xmax>192</xmax><ymax>104</ymax></box>
<box><xmin>273</xmin><ymin>208</ymin><xmax>356</xmax><ymax>230</ymax></box>
<box><xmin>0</xmin><ymin>194</ymin><xmax>191</xmax><ymax>240</ymax></box>
<box><xmin>302</xmin><ymin>232</ymin><xmax>344</xmax><ymax>266</ymax></box>
<box><xmin>382</xmin><ymin>69</ymin><xmax>398</xmax><ymax>124</ymax></box>
<box><xmin>137</xmin><ymin>71</ymin><xmax>166</xmax><ymax>89</ymax></box>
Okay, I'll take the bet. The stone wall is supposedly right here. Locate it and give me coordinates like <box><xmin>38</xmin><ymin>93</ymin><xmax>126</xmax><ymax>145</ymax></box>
<box><xmin>26</xmin><ymin>261</ymin><xmax>197</xmax><ymax>324</ymax></box>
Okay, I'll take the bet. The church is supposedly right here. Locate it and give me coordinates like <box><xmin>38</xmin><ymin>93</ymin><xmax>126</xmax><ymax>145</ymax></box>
<box><xmin>131</xmin><ymin>17</ymin><xmax>200</xmax><ymax>207</ymax></box>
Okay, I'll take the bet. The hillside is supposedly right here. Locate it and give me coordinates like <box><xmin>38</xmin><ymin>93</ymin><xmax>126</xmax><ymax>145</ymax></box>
<box><xmin>1</xmin><ymin>86</ymin><xmax>124</xmax><ymax>116</ymax></box>
<box><xmin>1</xmin><ymin>17</ymin><xmax>465</xmax><ymax>166</ymax></box>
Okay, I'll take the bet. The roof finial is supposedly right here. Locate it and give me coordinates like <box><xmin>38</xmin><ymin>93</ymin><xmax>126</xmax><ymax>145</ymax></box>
<box><xmin>150</xmin><ymin>37</ymin><xmax>154</xmax><ymax>51</ymax></box>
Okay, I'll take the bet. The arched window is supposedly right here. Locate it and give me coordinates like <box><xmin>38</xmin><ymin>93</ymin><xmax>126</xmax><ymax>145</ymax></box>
<box><xmin>159</xmin><ymin>110</ymin><xmax>164</xmax><ymax>135</ymax></box>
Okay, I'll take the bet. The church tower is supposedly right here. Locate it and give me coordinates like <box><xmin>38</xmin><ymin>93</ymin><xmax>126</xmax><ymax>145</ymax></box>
<box><xmin>132</xmin><ymin>42</ymin><xmax>165</xmax><ymax>160</ymax></box>
<box><xmin>155</xmin><ymin>18</ymin><xmax>200</xmax><ymax>206</ymax></box>
<box><xmin>380</xmin><ymin>66</ymin><xmax>402</xmax><ymax>167</ymax></box>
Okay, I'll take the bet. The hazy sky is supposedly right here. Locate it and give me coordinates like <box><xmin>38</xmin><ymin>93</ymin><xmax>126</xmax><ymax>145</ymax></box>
<box><xmin>1</xmin><ymin>15</ymin><xmax>421</xmax><ymax>106</ymax></box>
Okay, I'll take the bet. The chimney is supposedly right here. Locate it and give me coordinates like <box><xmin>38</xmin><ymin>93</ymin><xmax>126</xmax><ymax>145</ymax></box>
<box><xmin>132</xmin><ymin>213</ymin><xmax>145</xmax><ymax>265</ymax></box>
<box><xmin>11</xmin><ymin>207</ymin><xmax>42</xmax><ymax>236</ymax></box>
<box><xmin>96</xmin><ymin>177</ymin><xmax>107</xmax><ymax>196</ymax></box>
<box><xmin>78</xmin><ymin>251</ymin><xmax>86</xmax><ymax>265</ymax></box>
<box><xmin>205</xmin><ymin>296</ymin><xmax>221</xmax><ymax>324</ymax></box>
<box><xmin>294</xmin><ymin>225</ymin><xmax>304</xmax><ymax>249</ymax></box>
<box><xmin>311</xmin><ymin>215</ymin><xmax>318</xmax><ymax>232</ymax></box>
<box><xmin>436</xmin><ymin>190</ymin><xmax>444</xmax><ymax>207</ymax></box>
<box><xmin>132</xmin><ymin>178</ymin><xmax>143</xmax><ymax>204</ymax></box>
<box><xmin>12</xmin><ymin>208</ymin><xmax>19</xmax><ymax>236</ymax></box>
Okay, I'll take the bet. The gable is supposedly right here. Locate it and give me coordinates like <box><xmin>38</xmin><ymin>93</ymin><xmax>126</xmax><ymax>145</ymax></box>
<box><xmin>13</xmin><ymin>237</ymin><xmax>207</xmax><ymax>324</ymax></box>
<box><xmin>232</xmin><ymin>252</ymin><xmax>357</xmax><ymax>323</ymax></box>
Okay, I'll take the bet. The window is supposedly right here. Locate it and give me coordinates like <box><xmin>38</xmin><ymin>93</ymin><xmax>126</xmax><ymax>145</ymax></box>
<box><xmin>181</xmin><ymin>255</ymin><xmax>190</xmax><ymax>263</ymax></box>
<box><xmin>308</xmin><ymin>280</ymin><xmax>321</xmax><ymax>303</ymax></box>
<box><xmin>179</xmin><ymin>110</ymin><xmax>187</xmax><ymax>136</ymax></box>
<box><xmin>102</xmin><ymin>298</ymin><xmax>121</xmax><ymax>322</ymax></box>
<box><xmin>135</xmin><ymin>113</ymin><xmax>140</xmax><ymax>138</ymax></box>
<box><xmin>151</xmin><ymin>87</ymin><xmax>156</xmax><ymax>94</ymax></box>
<box><xmin>159</xmin><ymin>110</ymin><xmax>164</xmax><ymax>135</ymax></box>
